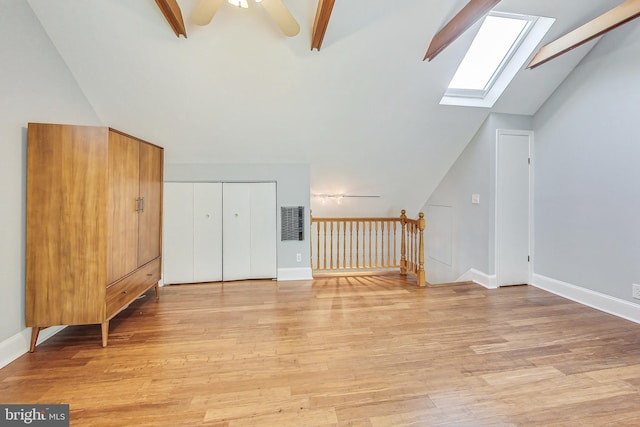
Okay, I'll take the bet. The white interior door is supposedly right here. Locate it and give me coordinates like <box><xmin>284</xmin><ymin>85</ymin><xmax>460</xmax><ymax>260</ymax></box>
<box><xmin>193</xmin><ymin>183</ymin><xmax>223</xmax><ymax>282</ymax></box>
<box><xmin>222</xmin><ymin>183</ymin><xmax>251</xmax><ymax>281</ymax></box>
<box><xmin>496</xmin><ymin>130</ymin><xmax>531</xmax><ymax>286</ymax></box>
<box><xmin>163</xmin><ymin>183</ymin><xmax>194</xmax><ymax>284</ymax></box>
<box><xmin>249</xmin><ymin>182</ymin><xmax>277</xmax><ymax>279</ymax></box>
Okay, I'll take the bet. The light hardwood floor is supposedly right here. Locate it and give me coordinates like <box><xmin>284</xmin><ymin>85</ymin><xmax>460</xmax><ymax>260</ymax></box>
<box><xmin>3</xmin><ymin>274</ymin><xmax>640</xmax><ymax>426</ymax></box>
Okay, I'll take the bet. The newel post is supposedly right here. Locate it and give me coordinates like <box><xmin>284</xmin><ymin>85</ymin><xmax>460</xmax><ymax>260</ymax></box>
<box><xmin>417</xmin><ymin>212</ymin><xmax>426</xmax><ymax>287</ymax></box>
<box><xmin>400</xmin><ymin>210</ymin><xmax>407</xmax><ymax>275</ymax></box>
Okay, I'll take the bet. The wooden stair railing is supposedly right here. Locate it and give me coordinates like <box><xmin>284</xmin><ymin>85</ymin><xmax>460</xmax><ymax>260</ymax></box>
<box><xmin>310</xmin><ymin>210</ymin><xmax>426</xmax><ymax>287</ymax></box>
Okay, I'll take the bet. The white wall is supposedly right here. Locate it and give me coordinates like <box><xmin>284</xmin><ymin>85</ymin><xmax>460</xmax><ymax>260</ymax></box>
<box><xmin>0</xmin><ymin>1</ymin><xmax>100</xmax><ymax>346</ymax></box>
<box><xmin>420</xmin><ymin>113</ymin><xmax>532</xmax><ymax>284</ymax></box>
<box><xmin>533</xmin><ymin>23</ymin><xmax>640</xmax><ymax>302</ymax></box>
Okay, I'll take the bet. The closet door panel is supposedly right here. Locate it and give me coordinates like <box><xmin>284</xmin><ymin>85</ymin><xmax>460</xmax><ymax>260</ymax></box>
<box><xmin>249</xmin><ymin>183</ymin><xmax>277</xmax><ymax>279</ymax></box>
<box><xmin>193</xmin><ymin>183</ymin><xmax>223</xmax><ymax>282</ymax></box>
<box><xmin>222</xmin><ymin>183</ymin><xmax>251</xmax><ymax>281</ymax></box>
<box><xmin>163</xmin><ymin>183</ymin><xmax>194</xmax><ymax>284</ymax></box>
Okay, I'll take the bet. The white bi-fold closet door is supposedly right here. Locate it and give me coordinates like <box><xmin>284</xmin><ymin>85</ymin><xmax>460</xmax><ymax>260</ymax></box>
<box><xmin>222</xmin><ymin>183</ymin><xmax>277</xmax><ymax>281</ymax></box>
<box><xmin>163</xmin><ymin>183</ymin><xmax>223</xmax><ymax>284</ymax></box>
<box><xmin>163</xmin><ymin>182</ymin><xmax>277</xmax><ymax>284</ymax></box>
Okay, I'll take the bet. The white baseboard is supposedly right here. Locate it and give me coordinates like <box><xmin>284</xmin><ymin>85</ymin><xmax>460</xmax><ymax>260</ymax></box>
<box><xmin>532</xmin><ymin>273</ymin><xmax>640</xmax><ymax>325</ymax></box>
<box><xmin>457</xmin><ymin>268</ymin><xmax>498</xmax><ymax>289</ymax></box>
<box><xmin>0</xmin><ymin>326</ymin><xmax>66</xmax><ymax>369</ymax></box>
<box><xmin>277</xmin><ymin>267</ymin><xmax>313</xmax><ymax>281</ymax></box>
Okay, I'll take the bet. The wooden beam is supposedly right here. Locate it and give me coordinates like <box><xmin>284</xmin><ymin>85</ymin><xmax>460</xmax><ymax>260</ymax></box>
<box><xmin>311</xmin><ymin>0</ymin><xmax>335</xmax><ymax>51</ymax></box>
<box><xmin>528</xmin><ymin>0</ymin><xmax>640</xmax><ymax>68</ymax></box>
<box><xmin>424</xmin><ymin>0</ymin><xmax>502</xmax><ymax>61</ymax></box>
<box><xmin>155</xmin><ymin>0</ymin><xmax>187</xmax><ymax>38</ymax></box>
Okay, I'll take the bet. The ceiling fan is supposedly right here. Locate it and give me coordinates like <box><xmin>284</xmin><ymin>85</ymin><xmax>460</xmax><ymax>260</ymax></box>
<box><xmin>192</xmin><ymin>0</ymin><xmax>300</xmax><ymax>36</ymax></box>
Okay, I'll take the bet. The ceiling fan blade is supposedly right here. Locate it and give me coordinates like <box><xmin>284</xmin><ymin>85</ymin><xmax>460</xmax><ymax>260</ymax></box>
<box><xmin>191</xmin><ymin>0</ymin><xmax>224</xmax><ymax>26</ymax></box>
<box><xmin>260</xmin><ymin>0</ymin><xmax>300</xmax><ymax>37</ymax></box>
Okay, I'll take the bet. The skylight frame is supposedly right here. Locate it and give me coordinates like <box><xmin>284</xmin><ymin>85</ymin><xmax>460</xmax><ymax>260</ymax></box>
<box><xmin>446</xmin><ymin>12</ymin><xmax>537</xmax><ymax>99</ymax></box>
<box><xmin>440</xmin><ymin>12</ymin><xmax>556</xmax><ymax>109</ymax></box>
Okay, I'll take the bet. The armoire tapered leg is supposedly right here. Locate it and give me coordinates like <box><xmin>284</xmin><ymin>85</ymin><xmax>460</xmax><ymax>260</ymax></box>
<box><xmin>154</xmin><ymin>282</ymin><xmax>160</xmax><ymax>301</ymax></box>
<box><xmin>29</xmin><ymin>327</ymin><xmax>41</xmax><ymax>353</ymax></box>
<box><xmin>101</xmin><ymin>322</ymin><xmax>109</xmax><ymax>348</ymax></box>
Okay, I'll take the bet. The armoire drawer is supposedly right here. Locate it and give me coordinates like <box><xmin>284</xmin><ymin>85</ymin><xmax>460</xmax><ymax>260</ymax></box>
<box><xmin>106</xmin><ymin>258</ymin><xmax>160</xmax><ymax>319</ymax></box>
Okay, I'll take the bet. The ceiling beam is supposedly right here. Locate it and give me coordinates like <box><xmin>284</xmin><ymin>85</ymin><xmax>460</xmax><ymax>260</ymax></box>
<box><xmin>424</xmin><ymin>0</ymin><xmax>502</xmax><ymax>61</ymax></box>
<box><xmin>528</xmin><ymin>0</ymin><xmax>640</xmax><ymax>69</ymax></box>
<box><xmin>155</xmin><ymin>0</ymin><xmax>187</xmax><ymax>38</ymax></box>
<box><xmin>311</xmin><ymin>0</ymin><xmax>335</xmax><ymax>51</ymax></box>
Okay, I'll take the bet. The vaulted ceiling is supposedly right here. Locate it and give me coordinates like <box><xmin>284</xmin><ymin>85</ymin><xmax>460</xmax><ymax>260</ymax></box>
<box><xmin>26</xmin><ymin>0</ymin><xmax>623</xmax><ymax>216</ymax></box>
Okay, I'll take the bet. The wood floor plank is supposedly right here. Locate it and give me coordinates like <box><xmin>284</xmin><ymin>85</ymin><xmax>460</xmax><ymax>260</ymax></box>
<box><xmin>3</xmin><ymin>274</ymin><xmax>640</xmax><ymax>425</ymax></box>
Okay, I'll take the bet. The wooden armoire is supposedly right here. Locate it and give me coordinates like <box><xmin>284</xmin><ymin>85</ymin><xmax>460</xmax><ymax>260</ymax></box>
<box><xmin>25</xmin><ymin>123</ymin><xmax>163</xmax><ymax>351</ymax></box>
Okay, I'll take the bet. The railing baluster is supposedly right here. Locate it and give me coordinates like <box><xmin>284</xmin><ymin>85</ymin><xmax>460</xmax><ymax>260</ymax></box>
<box><xmin>375</xmin><ymin>221</ymin><xmax>379</xmax><ymax>268</ymax></box>
<box><xmin>393</xmin><ymin>221</ymin><xmax>397</xmax><ymax>267</ymax></box>
<box><xmin>343</xmin><ymin>220</ymin><xmax>347</xmax><ymax>269</ymax></box>
<box><xmin>335</xmin><ymin>221</ymin><xmax>340</xmax><ymax>269</ymax></box>
<box><xmin>412</xmin><ymin>224</ymin><xmax>417</xmax><ymax>272</ymax></box>
<box><xmin>329</xmin><ymin>221</ymin><xmax>333</xmax><ymax>269</ymax></box>
<box><xmin>323</xmin><ymin>222</ymin><xmax>327</xmax><ymax>270</ymax></box>
<box><xmin>386</xmin><ymin>220</ymin><xmax>391</xmax><ymax>267</ymax></box>
<box><xmin>361</xmin><ymin>221</ymin><xmax>367</xmax><ymax>268</ymax></box>
<box><xmin>380</xmin><ymin>221</ymin><xmax>384</xmax><ymax>268</ymax></box>
<box><xmin>355</xmin><ymin>221</ymin><xmax>360</xmax><ymax>268</ymax></box>
<box><xmin>363</xmin><ymin>220</ymin><xmax>367</xmax><ymax>269</ymax></box>
<box><xmin>367</xmin><ymin>220</ymin><xmax>372</xmax><ymax>269</ymax></box>
<box><xmin>364</xmin><ymin>220</ymin><xmax>367</xmax><ymax>269</ymax></box>
<box><xmin>316</xmin><ymin>222</ymin><xmax>321</xmax><ymax>269</ymax></box>
<box><xmin>349</xmin><ymin>221</ymin><xmax>353</xmax><ymax>269</ymax></box>
<box><xmin>409</xmin><ymin>224</ymin><xmax>414</xmax><ymax>272</ymax></box>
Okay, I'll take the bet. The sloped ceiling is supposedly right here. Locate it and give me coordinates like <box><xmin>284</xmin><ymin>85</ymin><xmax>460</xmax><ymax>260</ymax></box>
<box><xmin>26</xmin><ymin>0</ymin><xmax>620</xmax><ymax>216</ymax></box>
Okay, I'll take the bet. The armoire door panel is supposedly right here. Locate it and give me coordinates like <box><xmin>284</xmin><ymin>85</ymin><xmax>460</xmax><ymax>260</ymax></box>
<box><xmin>26</xmin><ymin>123</ymin><xmax>109</xmax><ymax>326</ymax></box>
<box><xmin>249</xmin><ymin>183</ymin><xmax>277</xmax><ymax>279</ymax></box>
<box><xmin>163</xmin><ymin>183</ymin><xmax>195</xmax><ymax>284</ymax></box>
<box><xmin>222</xmin><ymin>183</ymin><xmax>252</xmax><ymax>281</ymax></box>
<box><xmin>107</xmin><ymin>131</ymin><xmax>140</xmax><ymax>284</ymax></box>
<box><xmin>194</xmin><ymin>183</ymin><xmax>223</xmax><ymax>282</ymax></box>
<box><xmin>138</xmin><ymin>142</ymin><xmax>163</xmax><ymax>266</ymax></box>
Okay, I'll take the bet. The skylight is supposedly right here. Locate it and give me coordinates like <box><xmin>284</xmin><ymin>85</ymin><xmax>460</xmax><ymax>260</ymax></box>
<box><xmin>449</xmin><ymin>14</ymin><xmax>530</xmax><ymax>93</ymax></box>
<box><xmin>441</xmin><ymin>12</ymin><xmax>555</xmax><ymax>108</ymax></box>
